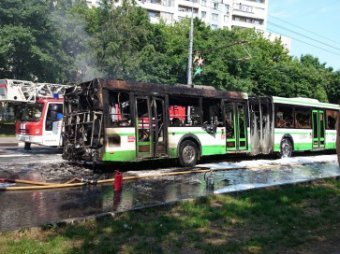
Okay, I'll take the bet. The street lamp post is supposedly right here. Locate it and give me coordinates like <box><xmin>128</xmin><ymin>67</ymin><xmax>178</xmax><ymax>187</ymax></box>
<box><xmin>187</xmin><ymin>1</ymin><xmax>194</xmax><ymax>86</ymax></box>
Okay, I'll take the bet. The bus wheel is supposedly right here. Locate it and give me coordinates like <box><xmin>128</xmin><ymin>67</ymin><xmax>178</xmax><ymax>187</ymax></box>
<box><xmin>179</xmin><ymin>140</ymin><xmax>198</xmax><ymax>167</ymax></box>
<box><xmin>280</xmin><ymin>138</ymin><xmax>292</xmax><ymax>158</ymax></box>
<box><xmin>24</xmin><ymin>142</ymin><xmax>31</xmax><ymax>150</ymax></box>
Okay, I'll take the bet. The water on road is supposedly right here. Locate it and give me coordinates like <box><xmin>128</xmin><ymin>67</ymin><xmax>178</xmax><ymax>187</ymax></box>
<box><xmin>0</xmin><ymin>155</ymin><xmax>339</xmax><ymax>231</ymax></box>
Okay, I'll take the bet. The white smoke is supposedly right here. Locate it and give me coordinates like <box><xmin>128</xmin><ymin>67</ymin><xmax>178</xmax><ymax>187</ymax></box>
<box><xmin>49</xmin><ymin>4</ymin><xmax>104</xmax><ymax>82</ymax></box>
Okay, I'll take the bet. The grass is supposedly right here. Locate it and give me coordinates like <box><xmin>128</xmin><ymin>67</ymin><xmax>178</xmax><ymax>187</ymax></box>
<box><xmin>0</xmin><ymin>179</ymin><xmax>339</xmax><ymax>254</ymax></box>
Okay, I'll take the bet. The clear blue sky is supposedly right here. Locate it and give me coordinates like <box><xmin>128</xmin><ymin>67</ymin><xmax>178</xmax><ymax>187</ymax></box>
<box><xmin>268</xmin><ymin>0</ymin><xmax>340</xmax><ymax>71</ymax></box>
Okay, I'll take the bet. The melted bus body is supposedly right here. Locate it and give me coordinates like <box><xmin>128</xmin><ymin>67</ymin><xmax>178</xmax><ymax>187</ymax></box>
<box><xmin>62</xmin><ymin>79</ymin><xmax>339</xmax><ymax>166</ymax></box>
<box><xmin>62</xmin><ymin>79</ymin><xmax>248</xmax><ymax>166</ymax></box>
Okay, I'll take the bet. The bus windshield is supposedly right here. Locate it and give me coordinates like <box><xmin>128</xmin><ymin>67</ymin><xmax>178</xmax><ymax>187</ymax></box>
<box><xmin>20</xmin><ymin>103</ymin><xmax>44</xmax><ymax>122</ymax></box>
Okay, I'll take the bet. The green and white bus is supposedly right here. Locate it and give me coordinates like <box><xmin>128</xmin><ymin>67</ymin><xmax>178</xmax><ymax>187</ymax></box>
<box><xmin>249</xmin><ymin>96</ymin><xmax>339</xmax><ymax>158</ymax></box>
<box><xmin>62</xmin><ymin>79</ymin><xmax>339</xmax><ymax>166</ymax></box>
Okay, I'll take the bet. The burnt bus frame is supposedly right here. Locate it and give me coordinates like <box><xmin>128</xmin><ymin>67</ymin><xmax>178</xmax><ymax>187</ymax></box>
<box><xmin>63</xmin><ymin>78</ymin><xmax>248</xmax><ymax>162</ymax></box>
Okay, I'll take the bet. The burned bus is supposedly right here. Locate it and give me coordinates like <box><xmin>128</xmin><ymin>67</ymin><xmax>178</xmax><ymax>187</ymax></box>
<box><xmin>62</xmin><ymin>79</ymin><xmax>250</xmax><ymax>166</ymax></box>
<box><xmin>62</xmin><ymin>79</ymin><xmax>339</xmax><ymax>166</ymax></box>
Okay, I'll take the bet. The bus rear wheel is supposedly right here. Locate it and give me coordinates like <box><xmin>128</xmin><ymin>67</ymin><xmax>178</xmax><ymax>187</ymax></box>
<box><xmin>280</xmin><ymin>138</ymin><xmax>293</xmax><ymax>158</ymax></box>
<box><xmin>179</xmin><ymin>140</ymin><xmax>198</xmax><ymax>167</ymax></box>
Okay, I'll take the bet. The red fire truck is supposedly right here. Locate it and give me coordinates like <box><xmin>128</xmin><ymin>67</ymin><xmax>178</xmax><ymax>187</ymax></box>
<box><xmin>0</xmin><ymin>79</ymin><xmax>73</xmax><ymax>149</ymax></box>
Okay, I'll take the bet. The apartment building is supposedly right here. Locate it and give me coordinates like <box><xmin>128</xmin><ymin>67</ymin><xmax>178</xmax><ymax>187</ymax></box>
<box><xmin>230</xmin><ymin>0</ymin><xmax>267</xmax><ymax>31</ymax></box>
<box><xmin>86</xmin><ymin>0</ymin><xmax>268</xmax><ymax>31</ymax></box>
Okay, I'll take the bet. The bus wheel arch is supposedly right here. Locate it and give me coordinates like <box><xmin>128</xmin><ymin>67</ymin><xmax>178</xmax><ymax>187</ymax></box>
<box><xmin>177</xmin><ymin>135</ymin><xmax>201</xmax><ymax>167</ymax></box>
<box><xmin>280</xmin><ymin>134</ymin><xmax>294</xmax><ymax>158</ymax></box>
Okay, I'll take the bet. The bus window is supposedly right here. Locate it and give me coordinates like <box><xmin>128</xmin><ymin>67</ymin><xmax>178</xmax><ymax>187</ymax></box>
<box><xmin>275</xmin><ymin>105</ymin><xmax>294</xmax><ymax>128</ymax></box>
<box><xmin>108</xmin><ymin>92</ymin><xmax>132</xmax><ymax>127</ymax></box>
<box><xmin>326</xmin><ymin>110</ymin><xmax>337</xmax><ymax>130</ymax></box>
<box><xmin>320</xmin><ymin>112</ymin><xmax>325</xmax><ymax>138</ymax></box>
<box><xmin>169</xmin><ymin>96</ymin><xmax>201</xmax><ymax>127</ymax></box>
<box><xmin>238</xmin><ymin>104</ymin><xmax>246</xmax><ymax>140</ymax></box>
<box><xmin>294</xmin><ymin>107</ymin><xmax>311</xmax><ymax>129</ymax></box>
<box><xmin>224</xmin><ymin>103</ymin><xmax>234</xmax><ymax>139</ymax></box>
<box><xmin>136</xmin><ymin>98</ymin><xmax>150</xmax><ymax>142</ymax></box>
<box><xmin>202</xmin><ymin>99</ymin><xmax>223</xmax><ymax>127</ymax></box>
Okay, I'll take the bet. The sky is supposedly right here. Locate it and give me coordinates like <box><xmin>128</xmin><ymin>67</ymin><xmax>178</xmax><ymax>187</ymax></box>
<box><xmin>268</xmin><ymin>0</ymin><xmax>340</xmax><ymax>71</ymax></box>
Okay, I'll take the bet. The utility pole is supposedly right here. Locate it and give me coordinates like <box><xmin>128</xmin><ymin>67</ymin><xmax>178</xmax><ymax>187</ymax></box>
<box><xmin>187</xmin><ymin>1</ymin><xmax>194</xmax><ymax>86</ymax></box>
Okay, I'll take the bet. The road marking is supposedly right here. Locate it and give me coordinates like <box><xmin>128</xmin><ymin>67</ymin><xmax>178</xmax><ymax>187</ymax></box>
<box><xmin>0</xmin><ymin>154</ymin><xmax>31</xmax><ymax>158</ymax></box>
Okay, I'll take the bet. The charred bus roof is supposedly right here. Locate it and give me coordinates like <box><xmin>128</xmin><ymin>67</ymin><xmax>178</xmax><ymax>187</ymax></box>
<box><xmin>75</xmin><ymin>78</ymin><xmax>248</xmax><ymax>100</ymax></box>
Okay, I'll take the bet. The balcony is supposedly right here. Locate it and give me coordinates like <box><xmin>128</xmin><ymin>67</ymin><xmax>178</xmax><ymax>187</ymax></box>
<box><xmin>138</xmin><ymin>0</ymin><xmax>174</xmax><ymax>7</ymax></box>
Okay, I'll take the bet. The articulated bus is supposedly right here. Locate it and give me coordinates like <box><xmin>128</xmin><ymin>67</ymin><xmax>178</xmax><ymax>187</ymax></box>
<box><xmin>62</xmin><ymin>79</ymin><xmax>339</xmax><ymax>166</ymax></box>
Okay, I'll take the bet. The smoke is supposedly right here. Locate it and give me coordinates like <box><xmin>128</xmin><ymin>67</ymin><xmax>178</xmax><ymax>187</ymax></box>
<box><xmin>49</xmin><ymin>3</ymin><xmax>104</xmax><ymax>83</ymax></box>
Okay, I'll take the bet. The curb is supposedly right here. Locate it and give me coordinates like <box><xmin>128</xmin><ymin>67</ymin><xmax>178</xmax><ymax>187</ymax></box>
<box><xmin>0</xmin><ymin>143</ymin><xmax>19</xmax><ymax>147</ymax></box>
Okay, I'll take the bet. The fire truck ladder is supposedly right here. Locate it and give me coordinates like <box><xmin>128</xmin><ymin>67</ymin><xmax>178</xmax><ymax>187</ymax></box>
<box><xmin>0</xmin><ymin>79</ymin><xmax>73</xmax><ymax>103</ymax></box>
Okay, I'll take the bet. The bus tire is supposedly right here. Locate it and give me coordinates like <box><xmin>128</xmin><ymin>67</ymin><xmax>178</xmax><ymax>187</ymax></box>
<box><xmin>24</xmin><ymin>142</ymin><xmax>31</xmax><ymax>150</ymax></box>
<box><xmin>280</xmin><ymin>138</ymin><xmax>293</xmax><ymax>158</ymax></box>
<box><xmin>178</xmin><ymin>140</ymin><xmax>198</xmax><ymax>167</ymax></box>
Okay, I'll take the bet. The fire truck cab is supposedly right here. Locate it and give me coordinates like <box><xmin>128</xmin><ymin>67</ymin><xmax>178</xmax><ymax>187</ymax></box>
<box><xmin>0</xmin><ymin>79</ymin><xmax>72</xmax><ymax>149</ymax></box>
<box><xmin>16</xmin><ymin>98</ymin><xmax>64</xmax><ymax>149</ymax></box>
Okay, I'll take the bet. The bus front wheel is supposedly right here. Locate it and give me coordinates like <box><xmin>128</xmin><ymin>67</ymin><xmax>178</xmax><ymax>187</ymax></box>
<box><xmin>280</xmin><ymin>138</ymin><xmax>293</xmax><ymax>158</ymax></box>
<box><xmin>179</xmin><ymin>140</ymin><xmax>198</xmax><ymax>167</ymax></box>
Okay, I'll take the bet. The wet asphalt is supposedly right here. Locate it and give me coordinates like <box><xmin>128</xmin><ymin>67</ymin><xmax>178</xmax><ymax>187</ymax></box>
<box><xmin>0</xmin><ymin>146</ymin><xmax>339</xmax><ymax>231</ymax></box>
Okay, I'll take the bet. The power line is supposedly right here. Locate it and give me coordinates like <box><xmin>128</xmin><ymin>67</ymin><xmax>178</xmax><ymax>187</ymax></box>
<box><xmin>269</xmin><ymin>14</ymin><xmax>340</xmax><ymax>46</ymax></box>
<box><xmin>267</xmin><ymin>28</ymin><xmax>340</xmax><ymax>58</ymax></box>
<box><xmin>293</xmin><ymin>0</ymin><xmax>339</xmax><ymax>17</ymax></box>
<box><xmin>268</xmin><ymin>21</ymin><xmax>340</xmax><ymax>53</ymax></box>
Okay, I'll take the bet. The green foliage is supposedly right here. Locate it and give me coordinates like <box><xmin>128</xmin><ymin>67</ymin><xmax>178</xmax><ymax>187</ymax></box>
<box><xmin>0</xmin><ymin>1</ymin><xmax>338</xmax><ymax>102</ymax></box>
<box><xmin>0</xmin><ymin>0</ymin><xmax>61</xmax><ymax>81</ymax></box>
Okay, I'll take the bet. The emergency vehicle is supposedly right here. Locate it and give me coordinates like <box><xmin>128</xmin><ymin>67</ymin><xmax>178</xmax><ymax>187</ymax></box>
<box><xmin>0</xmin><ymin>79</ymin><xmax>73</xmax><ymax>149</ymax></box>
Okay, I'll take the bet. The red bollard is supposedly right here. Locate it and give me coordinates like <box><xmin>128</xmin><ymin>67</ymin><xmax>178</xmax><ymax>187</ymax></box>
<box><xmin>114</xmin><ymin>170</ymin><xmax>123</xmax><ymax>192</ymax></box>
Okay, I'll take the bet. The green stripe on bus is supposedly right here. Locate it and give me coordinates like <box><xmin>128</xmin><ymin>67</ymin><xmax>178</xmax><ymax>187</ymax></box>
<box><xmin>201</xmin><ymin>145</ymin><xmax>226</xmax><ymax>156</ymax></box>
<box><xmin>102</xmin><ymin>150</ymin><xmax>136</xmax><ymax>161</ymax></box>
<box><xmin>168</xmin><ymin>148</ymin><xmax>177</xmax><ymax>158</ymax></box>
<box><xmin>274</xmin><ymin>143</ymin><xmax>312</xmax><ymax>152</ymax></box>
<box><xmin>325</xmin><ymin>142</ymin><xmax>336</xmax><ymax>149</ymax></box>
<box><xmin>273</xmin><ymin>142</ymin><xmax>336</xmax><ymax>152</ymax></box>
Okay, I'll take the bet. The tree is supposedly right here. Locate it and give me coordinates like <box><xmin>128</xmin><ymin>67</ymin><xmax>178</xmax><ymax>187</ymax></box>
<box><xmin>89</xmin><ymin>0</ymin><xmax>153</xmax><ymax>81</ymax></box>
<box><xmin>0</xmin><ymin>0</ymin><xmax>63</xmax><ymax>81</ymax></box>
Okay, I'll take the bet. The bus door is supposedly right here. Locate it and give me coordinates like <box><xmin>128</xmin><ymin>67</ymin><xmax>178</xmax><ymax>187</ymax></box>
<box><xmin>312</xmin><ymin>110</ymin><xmax>325</xmax><ymax>149</ymax></box>
<box><xmin>135</xmin><ymin>96</ymin><xmax>167</xmax><ymax>159</ymax></box>
<box><xmin>151</xmin><ymin>97</ymin><xmax>167</xmax><ymax>157</ymax></box>
<box><xmin>224</xmin><ymin>101</ymin><xmax>247</xmax><ymax>152</ymax></box>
